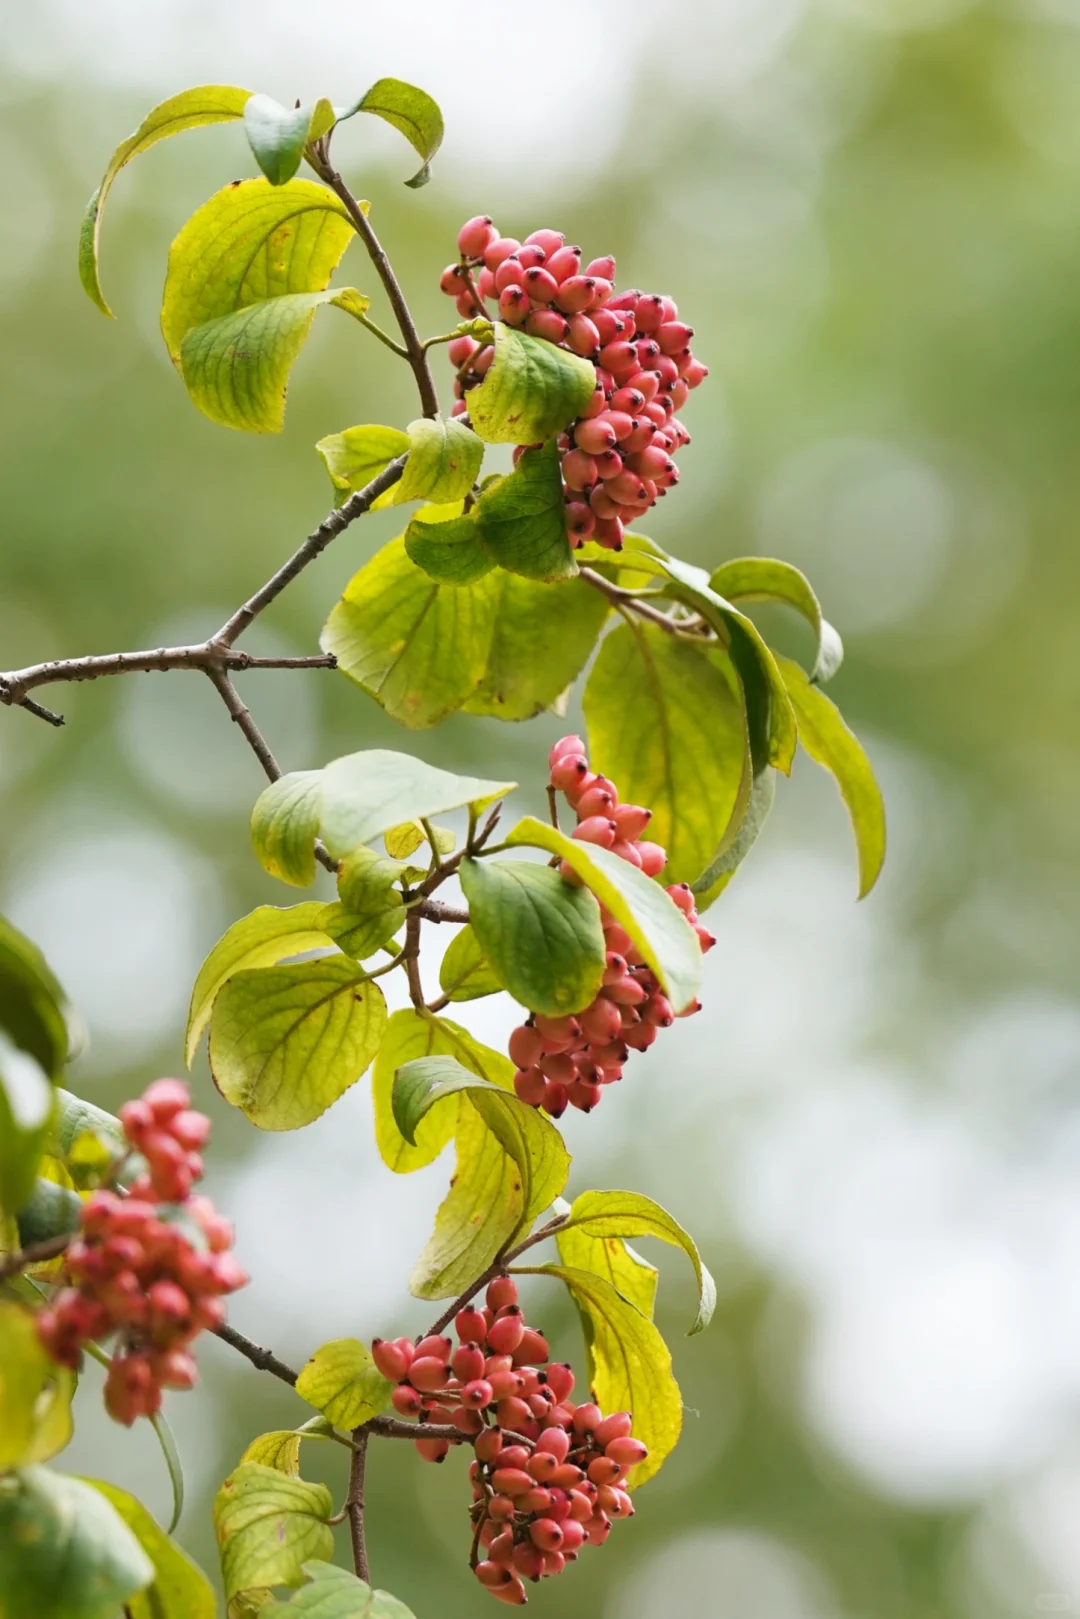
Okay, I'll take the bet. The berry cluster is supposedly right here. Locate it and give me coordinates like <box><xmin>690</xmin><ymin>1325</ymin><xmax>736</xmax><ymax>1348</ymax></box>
<box><xmin>372</xmin><ymin>1274</ymin><xmax>646</xmax><ymax>1605</ymax></box>
<box><xmin>440</xmin><ymin>216</ymin><xmax>707</xmax><ymax>552</ymax></box>
<box><xmin>509</xmin><ymin>736</ymin><xmax>714</xmax><ymax>1118</ymax></box>
<box><xmin>36</xmin><ymin>1079</ymin><xmax>245</xmax><ymax>1425</ymax></box>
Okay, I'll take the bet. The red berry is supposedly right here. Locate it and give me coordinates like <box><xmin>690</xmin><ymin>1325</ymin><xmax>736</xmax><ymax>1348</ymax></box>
<box><xmin>524</xmin><ymin>308</ymin><xmax>570</xmax><ymax>345</ymax></box>
<box><xmin>458</xmin><ymin>216</ymin><xmax>496</xmax><ymax>259</ymax></box>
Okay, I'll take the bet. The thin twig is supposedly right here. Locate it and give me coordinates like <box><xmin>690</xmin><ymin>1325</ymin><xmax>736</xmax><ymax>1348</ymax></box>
<box><xmin>311</xmin><ymin>152</ymin><xmax>440</xmax><ymax>421</ymax></box>
<box><xmin>347</xmin><ymin>1427</ymin><xmax>371</xmax><ymax>1582</ymax></box>
<box><xmin>578</xmin><ymin>565</ymin><xmax>683</xmax><ymax>634</ymax></box>
<box><xmin>422</xmin><ymin>1216</ymin><xmax>570</xmax><ymax>1339</ymax></box>
<box><xmin>215</xmin><ymin>457</ymin><xmax>407</xmax><ymax>647</ymax></box>
<box><xmin>205</xmin><ymin>668</ymin><xmax>281</xmax><ymax>783</ymax></box>
<box><xmin>356</xmin><ymin>313</ymin><xmax>409</xmax><ymax>359</ymax></box>
<box><xmin>211</xmin><ymin>1321</ymin><xmax>300</xmax><ymax>1387</ymax></box>
<box><xmin>415</xmin><ymin>899</ymin><xmax>469</xmax><ymax>925</ymax></box>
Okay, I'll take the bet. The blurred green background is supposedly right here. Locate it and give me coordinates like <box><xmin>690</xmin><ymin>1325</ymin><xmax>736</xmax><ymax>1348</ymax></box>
<box><xmin>3</xmin><ymin>1</ymin><xmax>1080</xmax><ymax>1614</ymax></box>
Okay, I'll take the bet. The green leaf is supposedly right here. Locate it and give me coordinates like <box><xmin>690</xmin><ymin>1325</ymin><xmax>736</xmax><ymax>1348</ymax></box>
<box><xmin>315</xmin><ymin>425</ymin><xmax>410</xmax><ymax>511</ymax></box>
<box><xmin>558</xmin><ymin>1190</ymin><xmax>716</xmax><ymax>1335</ymax></box>
<box><xmin>79</xmin><ymin>85</ymin><xmax>252</xmax><ymax>317</ymax></box>
<box><xmin>692</xmin><ymin>767</ymin><xmax>776</xmax><ymax>911</ymax></box>
<box><xmin>322</xmin><ymin>537</ymin><xmax>500</xmax><ymax>727</ymax></box>
<box><xmin>14</xmin><ymin>1177</ymin><xmax>82</xmax><ymax>1250</ymax></box>
<box><xmin>336</xmin><ymin>847</ymin><xmax>409</xmax><ymax>915</ymax></box>
<box><xmin>653</xmin><ymin>553</ymin><xmax>797</xmax><ymax>775</ymax></box>
<box><xmin>372</xmin><ymin>1010</ymin><xmax>509</xmax><ymax>1174</ymax></box>
<box><xmin>709</xmin><ymin>556</ymin><xmax>844</xmax><ymax>685</ymax></box>
<box><xmin>179</xmin><ymin>286</ymin><xmax>371</xmax><ymax>434</ymax></box>
<box><xmin>243</xmin><ymin>94</ymin><xmax>317</xmax><ymax>186</ymax></box>
<box><xmin>0</xmin><ymin>915</ymin><xmax>69</xmax><ymax>1077</ymax></box>
<box><xmin>296</xmin><ymin>1340</ymin><xmax>393</xmax><ymax>1429</ymax></box>
<box><xmin>583</xmin><ymin>620</ymin><xmax>749</xmax><ymax>887</ymax></box>
<box><xmin>251</xmin><ymin>771</ymin><xmax>323</xmax><ymax>888</ymax></box>
<box><xmin>214</xmin><ymin>1464</ymin><xmax>334</xmax><ymax>1601</ymax></box>
<box><xmin>555</xmin><ymin>1218</ymin><xmax>658</xmax><ymax>1322</ymax></box>
<box><xmin>505</xmin><ymin>817</ymin><xmax>701</xmax><ymax>1014</ymax></box>
<box><xmin>468</xmin><ymin>324</ymin><xmax>596</xmax><ymax>446</ymax></box>
<box><xmin>0</xmin><ymin>1467</ymin><xmax>154</xmax><ymax>1617</ymax></box>
<box><xmin>317</xmin><ymin>749</ymin><xmax>513</xmax><ymax>861</ymax></box>
<box><xmin>0</xmin><ymin>1301</ymin><xmax>74</xmax><ymax>1469</ymax></box>
<box><xmin>520</xmin><ymin>1267</ymin><xmax>680</xmax><ymax>1487</ymax></box>
<box><xmin>267</xmin><ymin>1561</ymin><xmax>417</xmax><ymax>1615</ymax></box>
<box><xmin>394</xmin><ymin>1056</ymin><xmax>569</xmax><ymax>1232</ymax></box>
<box><xmin>459</xmin><ymin>858</ymin><xmax>605</xmax><ymax>1017</ymax></box>
<box><xmin>186</xmin><ymin>903</ymin><xmax>339</xmax><ymax>1065</ymax></box>
<box><xmin>319</xmin><ymin>902</ymin><xmax>404</xmax><ymax>962</ymax></box>
<box><xmin>81</xmin><ymin>1480</ymin><xmax>215</xmax><ymax>1619</ymax></box>
<box><xmin>437</xmin><ymin>926</ymin><xmax>502</xmax><ymax>1002</ymax></box>
<box><xmin>403</xmin><ymin>512</ymin><xmax>494</xmax><ymax>585</ymax></box>
<box><xmin>475</xmin><ymin>441</ymin><xmax>577</xmax><ymax>582</ymax></box>
<box><xmin>0</xmin><ymin>1038</ymin><xmax>55</xmax><ymax>1220</ymax></box>
<box><xmin>347</xmin><ymin>78</ymin><xmax>444</xmax><ymax>188</ymax></box>
<box><xmin>461</xmin><ymin>571</ymin><xmax>609</xmax><ymax>720</ymax></box>
<box><xmin>776</xmin><ymin>656</ymin><xmax>887</xmax><ymax>898</ymax></box>
<box><xmin>398</xmin><ymin>417</ymin><xmax>484</xmax><ymax>505</ymax></box>
<box><xmin>209</xmin><ymin>960</ymin><xmax>387</xmax><ymax>1130</ymax></box>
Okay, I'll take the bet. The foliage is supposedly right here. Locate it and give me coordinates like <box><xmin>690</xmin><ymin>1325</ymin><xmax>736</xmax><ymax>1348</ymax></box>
<box><xmin>0</xmin><ymin>66</ymin><xmax>886</xmax><ymax>1619</ymax></box>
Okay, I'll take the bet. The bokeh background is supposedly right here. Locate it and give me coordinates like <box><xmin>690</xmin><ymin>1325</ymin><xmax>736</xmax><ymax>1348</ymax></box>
<box><xmin>3</xmin><ymin>0</ymin><xmax>1080</xmax><ymax>1613</ymax></box>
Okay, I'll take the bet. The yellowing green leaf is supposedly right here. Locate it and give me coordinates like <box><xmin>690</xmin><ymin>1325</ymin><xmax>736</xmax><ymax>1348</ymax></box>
<box><xmin>398</xmin><ymin>416</ymin><xmax>484</xmax><ymax>505</ymax></box>
<box><xmin>214</xmin><ymin>1464</ymin><xmax>333</xmax><ymax>1601</ymax></box>
<box><xmin>559</xmin><ymin>1189</ymin><xmax>716</xmax><ymax>1335</ymax></box>
<box><xmin>0</xmin><ymin>1467</ymin><xmax>153</xmax><ymax>1616</ymax></box>
<box><xmin>316</xmin><ymin>423</ymin><xmax>410</xmax><ymax>510</ymax></box>
<box><xmin>438</xmin><ymin>926</ymin><xmax>503</xmax><ymax>1002</ymax></box>
<box><xmin>505</xmin><ymin>817</ymin><xmax>701</xmax><ymax>1014</ymax></box>
<box><xmin>468</xmin><ymin>324</ymin><xmax>595</xmax><ymax>446</ymax></box>
<box><xmin>179</xmin><ymin>286</ymin><xmax>371</xmax><ymax>433</ymax></box>
<box><xmin>523</xmin><ymin>1266</ymin><xmax>681</xmax><ymax>1487</ymax></box>
<box><xmin>710</xmin><ymin>556</ymin><xmax>844</xmax><ymax>685</ymax></box>
<box><xmin>81</xmin><ymin>1480</ymin><xmax>216</xmax><ymax>1619</ymax></box>
<box><xmin>80</xmin><ymin>85</ymin><xmax>251</xmax><ymax>317</ymax></box>
<box><xmin>394</xmin><ymin>1057</ymin><xmax>569</xmax><ymax>1233</ymax></box>
<box><xmin>461</xmin><ymin>572</ymin><xmax>609</xmax><ymax>721</ymax></box>
<box><xmin>347</xmin><ymin>78</ymin><xmax>444</xmax><ymax>188</ymax></box>
<box><xmin>459</xmin><ymin>857</ymin><xmax>605</xmax><ymax>1016</ymax></box>
<box><xmin>160</xmin><ymin>177</ymin><xmax>362</xmax><ymax>431</ymax></box>
<box><xmin>371</xmin><ymin>1010</ymin><xmax>509</xmax><ymax>1174</ymax></box>
<box><xmin>0</xmin><ymin>1301</ymin><xmax>74</xmax><ymax>1469</ymax></box>
<box><xmin>14</xmin><ymin>1176</ymin><xmax>81</xmax><ymax>1252</ymax></box>
<box><xmin>186</xmin><ymin>902</ymin><xmax>336</xmax><ymax>1065</ymax></box>
<box><xmin>161</xmin><ymin>178</ymin><xmax>353</xmax><ymax>359</ymax></box>
<box><xmin>383</xmin><ymin>821</ymin><xmax>426</xmax><ymax>860</ymax></box>
<box><xmin>336</xmin><ymin>846</ymin><xmax>410</xmax><ymax>914</ymax></box>
<box><xmin>209</xmin><ymin>960</ymin><xmax>387</xmax><ymax>1130</ymax></box>
<box><xmin>241</xmin><ymin>1432</ymin><xmax>302</xmax><ymax>1476</ymax></box>
<box><xmin>776</xmin><ymin>656</ymin><xmax>887</xmax><ymax>898</ymax></box>
<box><xmin>475</xmin><ymin>442</ymin><xmax>577</xmax><ymax>582</ymax></box>
<box><xmin>322</xmin><ymin>536</ymin><xmax>499</xmax><ymax>727</ymax></box>
<box><xmin>583</xmin><ymin>620</ymin><xmax>749</xmax><ymax>887</ymax></box>
<box><xmin>556</xmin><ymin>1221</ymin><xmax>659</xmax><ymax>1321</ymax></box>
<box><xmin>296</xmin><ymin>1339</ymin><xmax>393</xmax><ymax>1429</ymax></box>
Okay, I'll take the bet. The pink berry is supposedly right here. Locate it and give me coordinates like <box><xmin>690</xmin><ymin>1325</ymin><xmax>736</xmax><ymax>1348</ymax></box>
<box><xmin>458</xmin><ymin>216</ymin><xmax>496</xmax><ymax>259</ymax></box>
